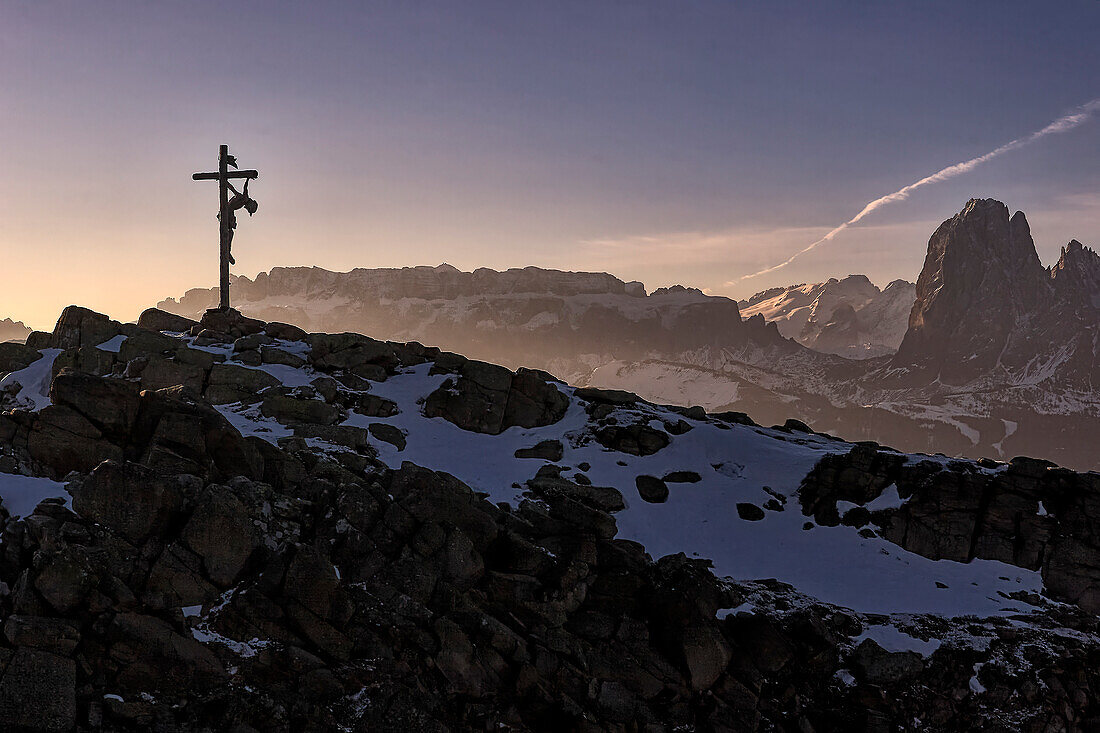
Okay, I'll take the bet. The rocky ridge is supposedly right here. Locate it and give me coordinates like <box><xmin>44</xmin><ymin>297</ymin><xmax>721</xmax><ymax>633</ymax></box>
<box><xmin>0</xmin><ymin>306</ymin><xmax>1098</xmax><ymax>730</ymax></box>
<box><xmin>738</xmin><ymin>275</ymin><xmax>915</xmax><ymax>359</ymax></box>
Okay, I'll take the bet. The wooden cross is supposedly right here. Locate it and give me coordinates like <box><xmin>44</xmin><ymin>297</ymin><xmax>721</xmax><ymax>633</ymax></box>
<box><xmin>192</xmin><ymin>144</ymin><xmax>259</xmax><ymax>310</ymax></box>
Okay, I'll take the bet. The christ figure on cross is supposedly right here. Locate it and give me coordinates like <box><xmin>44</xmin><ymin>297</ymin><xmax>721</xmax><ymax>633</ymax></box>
<box><xmin>192</xmin><ymin>144</ymin><xmax>260</xmax><ymax>310</ymax></box>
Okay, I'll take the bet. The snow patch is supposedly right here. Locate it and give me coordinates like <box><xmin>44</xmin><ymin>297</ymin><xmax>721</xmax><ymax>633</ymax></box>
<box><xmin>0</xmin><ymin>473</ymin><xmax>71</xmax><ymax>517</ymax></box>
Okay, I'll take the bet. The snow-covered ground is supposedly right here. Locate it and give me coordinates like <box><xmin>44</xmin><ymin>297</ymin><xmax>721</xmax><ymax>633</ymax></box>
<box><xmin>0</xmin><ymin>348</ymin><xmax>62</xmax><ymax>410</ymax></box>
<box><xmin>335</xmin><ymin>363</ymin><xmax>1041</xmax><ymax>616</ymax></box>
<box><xmin>0</xmin><ymin>472</ymin><xmax>70</xmax><ymax>517</ymax></box>
<box><xmin>0</xmin><ymin>333</ymin><xmax>1048</xmax><ymax>621</ymax></box>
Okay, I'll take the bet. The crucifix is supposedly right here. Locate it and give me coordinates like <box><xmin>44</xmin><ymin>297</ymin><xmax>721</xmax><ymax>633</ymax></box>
<box><xmin>192</xmin><ymin>144</ymin><xmax>259</xmax><ymax>310</ymax></box>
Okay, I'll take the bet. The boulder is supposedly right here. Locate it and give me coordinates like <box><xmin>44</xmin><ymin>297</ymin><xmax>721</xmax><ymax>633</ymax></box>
<box><xmin>514</xmin><ymin>439</ymin><xmax>563</xmax><ymax>461</ymax></box>
<box><xmin>49</xmin><ymin>306</ymin><xmax>122</xmax><ymax>350</ymax></box>
<box><xmin>138</xmin><ymin>356</ymin><xmax>205</xmax><ymax>395</ymax></box>
<box><xmin>736</xmin><ymin>503</ymin><xmax>765</xmax><ymax>521</ymax></box>
<box><xmin>293</xmin><ymin>423</ymin><xmax>374</xmax><ymax>452</ymax></box>
<box><xmin>50</xmin><ymin>369</ymin><xmax>141</xmax><ymax>437</ymax></box>
<box><xmin>198</xmin><ymin>307</ymin><xmax>266</xmax><ymax>338</ymax></box>
<box><xmin>527</xmin><ymin>466</ymin><xmax>625</xmax><ymax>512</ymax></box>
<box><xmin>635</xmin><ymin>475</ymin><xmax>669</xmax><ymax>503</ymax></box>
<box><xmin>368</xmin><ymin>422</ymin><xmax>407</xmax><ymax>450</ymax></box>
<box><xmin>261</xmin><ymin>394</ymin><xmax>343</xmax><ymax>426</ymax></box>
<box><xmin>137</xmin><ymin>308</ymin><xmax>199</xmax><ymax>333</ymax></box>
<box><xmin>70</xmin><ymin>461</ymin><xmax>189</xmax><ymax>545</ymax></box>
<box><xmin>28</xmin><ymin>405</ymin><xmax>122</xmax><ymax>477</ymax></box>
<box><xmin>307</xmin><ymin>333</ymin><xmax>399</xmax><ymax>375</ymax></box>
<box><xmin>261</xmin><ymin>346</ymin><xmax>306</xmax><ymax>368</ymax></box>
<box><xmin>0</xmin><ymin>342</ymin><xmax>40</xmax><ymax>373</ymax></box>
<box><xmin>265</xmin><ymin>321</ymin><xmax>308</xmax><ymax>341</ymax></box>
<box><xmin>181</xmin><ymin>486</ymin><xmax>262</xmax><ymax>586</ymax></box>
<box><xmin>206</xmin><ymin>363</ymin><xmax>281</xmax><ymax>405</ymax></box>
<box><xmin>108</xmin><ymin>612</ymin><xmax>226</xmax><ymax>691</ymax></box>
<box><xmin>134</xmin><ymin>386</ymin><xmax>262</xmax><ymax>481</ymax></box>
<box><xmin>574</xmin><ymin>387</ymin><xmax>640</xmax><ymax>406</ymax></box>
<box><xmin>851</xmin><ymin>638</ymin><xmax>924</xmax><ymax>684</ymax></box>
<box><xmin>595</xmin><ymin>424</ymin><xmax>670</xmax><ymax>456</ymax></box>
<box><xmin>3</xmin><ymin>616</ymin><xmax>81</xmax><ymax>656</ymax></box>
<box><xmin>118</xmin><ymin>330</ymin><xmax>179</xmax><ymax>363</ymax></box>
<box><xmin>424</xmin><ymin>361</ymin><xmax>567</xmax><ymax>435</ymax></box>
<box><xmin>0</xmin><ymin>650</ymin><xmax>76</xmax><ymax>732</ymax></box>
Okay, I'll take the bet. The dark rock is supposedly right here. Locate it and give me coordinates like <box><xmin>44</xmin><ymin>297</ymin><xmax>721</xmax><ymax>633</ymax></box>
<box><xmin>851</xmin><ymin>638</ymin><xmax>924</xmax><ymax>684</ymax></box>
<box><xmin>635</xmin><ymin>475</ymin><xmax>669</xmax><ymax>503</ymax></box>
<box><xmin>108</xmin><ymin>612</ymin><xmax>226</xmax><ymax>690</ymax></box>
<box><xmin>307</xmin><ymin>332</ymin><xmax>399</xmax><ymax>376</ymax></box>
<box><xmin>736</xmin><ymin>503</ymin><xmax>765</xmax><ymax>521</ymax></box>
<box><xmin>198</xmin><ymin>308</ymin><xmax>266</xmax><ymax>338</ymax></box>
<box><xmin>28</xmin><ymin>405</ymin><xmax>122</xmax><ymax>477</ymax></box>
<box><xmin>206</xmin><ymin>363</ymin><xmax>281</xmax><ymax>405</ymax></box>
<box><xmin>368</xmin><ymin>422</ymin><xmax>407</xmax><ymax>450</ymax></box>
<box><xmin>265</xmin><ymin>321</ymin><xmax>308</xmax><ymax>341</ymax></box>
<box><xmin>424</xmin><ymin>362</ymin><xmax>567</xmax><ymax>435</ymax></box>
<box><xmin>261</xmin><ymin>394</ymin><xmax>342</xmax><ymax>426</ymax></box>
<box><xmin>0</xmin><ymin>649</ymin><xmax>76</xmax><ymax>732</ymax></box>
<box><xmin>514</xmin><ymin>439</ymin><xmax>563</xmax><ymax>461</ymax></box>
<box><xmin>138</xmin><ymin>356</ymin><xmax>205</xmax><ymax>394</ymax></box>
<box><xmin>663</xmin><ymin>470</ymin><xmax>701</xmax><ymax>483</ymax></box>
<box><xmin>70</xmin><ymin>461</ymin><xmax>187</xmax><ymax>544</ymax></box>
<box><xmin>3</xmin><ymin>615</ymin><xmax>81</xmax><ymax>656</ymax></box>
<box><xmin>595</xmin><ymin>423</ymin><xmax>670</xmax><ymax>456</ymax></box>
<box><xmin>574</xmin><ymin>386</ymin><xmax>640</xmax><ymax>406</ymax></box>
<box><xmin>261</xmin><ymin>346</ymin><xmax>306</xmax><ymax>368</ymax></box>
<box><xmin>181</xmin><ymin>486</ymin><xmax>262</xmax><ymax>586</ymax></box>
<box><xmin>50</xmin><ymin>369</ymin><xmax>140</xmax><ymax>437</ymax></box>
<box><xmin>0</xmin><ymin>342</ymin><xmax>40</xmax><ymax>373</ymax></box>
<box><xmin>49</xmin><ymin>306</ymin><xmax>123</xmax><ymax>350</ymax></box>
<box><xmin>138</xmin><ymin>308</ymin><xmax>199</xmax><ymax>333</ymax></box>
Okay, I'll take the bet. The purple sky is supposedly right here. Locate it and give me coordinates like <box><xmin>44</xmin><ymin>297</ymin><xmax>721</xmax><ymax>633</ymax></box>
<box><xmin>2</xmin><ymin>1</ymin><xmax>1099</xmax><ymax>327</ymax></box>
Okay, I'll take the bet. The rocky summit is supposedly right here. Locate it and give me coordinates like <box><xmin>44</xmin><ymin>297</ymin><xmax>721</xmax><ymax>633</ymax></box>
<box><xmin>1</xmin><ymin>305</ymin><xmax>1100</xmax><ymax>731</ymax></box>
<box><xmin>892</xmin><ymin>198</ymin><xmax>1100</xmax><ymax>387</ymax></box>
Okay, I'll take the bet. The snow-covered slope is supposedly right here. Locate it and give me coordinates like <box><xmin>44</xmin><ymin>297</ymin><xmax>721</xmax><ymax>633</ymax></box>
<box><xmin>4</xmin><ymin>305</ymin><xmax>1100</xmax><ymax>730</ymax></box>
<box><xmin>83</xmin><ymin>322</ymin><xmax>1037</xmax><ymax>619</ymax></box>
<box><xmin>738</xmin><ymin>275</ymin><xmax>915</xmax><ymax>358</ymax></box>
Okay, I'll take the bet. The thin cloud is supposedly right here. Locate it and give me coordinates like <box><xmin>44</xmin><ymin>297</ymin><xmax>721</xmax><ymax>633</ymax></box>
<box><xmin>740</xmin><ymin>97</ymin><xmax>1100</xmax><ymax>280</ymax></box>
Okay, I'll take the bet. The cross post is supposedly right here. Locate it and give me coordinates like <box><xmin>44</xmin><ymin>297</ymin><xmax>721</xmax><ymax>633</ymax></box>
<box><xmin>192</xmin><ymin>144</ymin><xmax>259</xmax><ymax>310</ymax></box>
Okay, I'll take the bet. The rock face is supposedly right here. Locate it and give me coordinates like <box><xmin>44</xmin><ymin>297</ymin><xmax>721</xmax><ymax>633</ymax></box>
<box><xmin>893</xmin><ymin>198</ymin><xmax>1100</xmax><ymax>387</ymax></box>
<box><xmin>739</xmin><ymin>275</ymin><xmax>915</xmax><ymax>358</ymax></box>
<box><xmin>801</xmin><ymin>445</ymin><xmax>1100</xmax><ymax>613</ymax></box>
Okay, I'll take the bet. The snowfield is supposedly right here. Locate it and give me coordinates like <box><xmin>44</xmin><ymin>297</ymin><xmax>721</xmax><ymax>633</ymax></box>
<box><xmin>0</xmin><ymin>335</ymin><xmax>1052</xmax><ymax>624</ymax></box>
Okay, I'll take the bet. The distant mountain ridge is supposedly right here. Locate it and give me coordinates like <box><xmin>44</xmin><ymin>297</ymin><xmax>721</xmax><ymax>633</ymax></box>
<box><xmin>154</xmin><ymin>200</ymin><xmax>1100</xmax><ymax>470</ymax></box>
<box><xmin>158</xmin><ymin>265</ymin><xmax>805</xmax><ymax>384</ymax></box>
<box><xmin>0</xmin><ymin>318</ymin><xmax>31</xmax><ymax>344</ymax></box>
<box><xmin>739</xmin><ymin>275</ymin><xmax>915</xmax><ymax>358</ymax></box>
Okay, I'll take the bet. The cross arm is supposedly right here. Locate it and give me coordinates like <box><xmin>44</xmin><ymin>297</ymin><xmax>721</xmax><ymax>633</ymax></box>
<box><xmin>191</xmin><ymin>170</ymin><xmax>259</xmax><ymax>181</ymax></box>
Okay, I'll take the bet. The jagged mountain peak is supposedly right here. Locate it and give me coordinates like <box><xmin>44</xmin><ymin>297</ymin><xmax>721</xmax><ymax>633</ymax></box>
<box><xmin>737</xmin><ymin>274</ymin><xmax>914</xmax><ymax>358</ymax></box>
<box><xmin>892</xmin><ymin>199</ymin><xmax>1098</xmax><ymax>387</ymax></box>
<box><xmin>1051</xmin><ymin>238</ymin><xmax>1100</xmax><ymax>309</ymax></box>
<box><xmin>0</xmin><ymin>317</ymin><xmax>32</xmax><ymax>344</ymax></box>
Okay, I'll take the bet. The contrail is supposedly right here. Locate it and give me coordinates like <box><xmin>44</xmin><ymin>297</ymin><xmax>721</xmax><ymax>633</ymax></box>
<box><xmin>739</xmin><ymin>97</ymin><xmax>1100</xmax><ymax>281</ymax></box>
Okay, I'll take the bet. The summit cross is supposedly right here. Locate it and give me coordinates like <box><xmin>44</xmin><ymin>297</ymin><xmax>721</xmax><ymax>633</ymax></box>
<box><xmin>192</xmin><ymin>144</ymin><xmax>259</xmax><ymax>310</ymax></box>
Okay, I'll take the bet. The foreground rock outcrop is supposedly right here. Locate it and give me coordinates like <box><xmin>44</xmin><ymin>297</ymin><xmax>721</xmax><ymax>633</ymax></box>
<box><xmin>1</xmin><ymin>306</ymin><xmax>1099</xmax><ymax>731</ymax></box>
